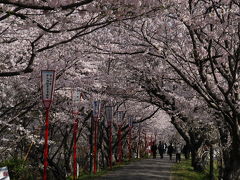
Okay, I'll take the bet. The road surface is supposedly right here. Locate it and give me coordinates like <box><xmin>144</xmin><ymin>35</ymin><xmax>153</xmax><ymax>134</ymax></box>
<box><xmin>96</xmin><ymin>155</ymin><xmax>175</xmax><ymax>180</ymax></box>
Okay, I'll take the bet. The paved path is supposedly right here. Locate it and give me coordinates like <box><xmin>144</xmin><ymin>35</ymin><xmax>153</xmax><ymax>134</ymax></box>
<box><xmin>96</xmin><ymin>155</ymin><xmax>175</xmax><ymax>180</ymax></box>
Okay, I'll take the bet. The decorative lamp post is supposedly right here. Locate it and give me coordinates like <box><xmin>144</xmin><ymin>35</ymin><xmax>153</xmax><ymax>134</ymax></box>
<box><xmin>143</xmin><ymin>129</ymin><xmax>147</xmax><ymax>156</ymax></box>
<box><xmin>93</xmin><ymin>100</ymin><xmax>101</xmax><ymax>174</ymax></box>
<box><xmin>41</xmin><ymin>70</ymin><xmax>55</xmax><ymax>180</ymax></box>
<box><xmin>72</xmin><ymin>88</ymin><xmax>81</xmax><ymax>180</ymax></box>
<box><xmin>105</xmin><ymin>106</ymin><xmax>113</xmax><ymax>169</ymax></box>
<box><xmin>128</xmin><ymin>116</ymin><xmax>133</xmax><ymax>160</ymax></box>
<box><xmin>154</xmin><ymin>128</ymin><xmax>158</xmax><ymax>142</ymax></box>
<box><xmin>117</xmin><ymin>111</ymin><xmax>124</xmax><ymax>162</ymax></box>
<box><xmin>150</xmin><ymin>134</ymin><xmax>153</xmax><ymax>146</ymax></box>
<box><xmin>137</xmin><ymin>123</ymin><xmax>141</xmax><ymax>158</ymax></box>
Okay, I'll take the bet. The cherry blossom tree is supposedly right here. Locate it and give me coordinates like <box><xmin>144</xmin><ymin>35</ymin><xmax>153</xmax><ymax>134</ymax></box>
<box><xmin>81</xmin><ymin>20</ymin><xmax>219</xmax><ymax>172</ymax></box>
<box><xmin>0</xmin><ymin>1</ymin><xmax>166</xmax><ymax>178</ymax></box>
<box><xmin>3</xmin><ymin>0</ymin><xmax>239</xmax><ymax>179</ymax></box>
<box><xmin>80</xmin><ymin>1</ymin><xmax>240</xmax><ymax>178</ymax></box>
<box><xmin>86</xmin><ymin>1</ymin><xmax>240</xmax><ymax>179</ymax></box>
<box><xmin>143</xmin><ymin>1</ymin><xmax>240</xmax><ymax>179</ymax></box>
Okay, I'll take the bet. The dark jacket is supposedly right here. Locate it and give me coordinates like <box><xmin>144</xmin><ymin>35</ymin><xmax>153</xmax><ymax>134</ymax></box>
<box><xmin>151</xmin><ymin>144</ymin><xmax>157</xmax><ymax>152</ymax></box>
<box><xmin>167</xmin><ymin>145</ymin><xmax>174</xmax><ymax>154</ymax></box>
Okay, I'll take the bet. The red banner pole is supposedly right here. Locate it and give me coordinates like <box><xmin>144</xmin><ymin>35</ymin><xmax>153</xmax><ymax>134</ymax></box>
<box><xmin>109</xmin><ymin>121</ymin><xmax>112</xmax><ymax>169</ymax></box>
<box><xmin>128</xmin><ymin>127</ymin><xmax>132</xmax><ymax>161</ymax></box>
<box><xmin>93</xmin><ymin>117</ymin><xmax>98</xmax><ymax>174</ymax></box>
<box><xmin>43</xmin><ymin>108</ymin><xmax>49</xmax><ymax>180</ymax></box>
<box><xmin>73</xmin><ymin>117</ymin><xmax>78</xmax><ymax>180</ymax></box>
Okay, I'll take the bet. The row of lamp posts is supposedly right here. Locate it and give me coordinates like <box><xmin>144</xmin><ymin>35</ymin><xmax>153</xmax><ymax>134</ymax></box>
<box><xmin>40</xmin><ymin>70</ymin><xmax>152</xmax><ymax>180</ymax></box>
<box><xmin>92</xmin><ymin>101</ymin><xmax>133</xmax><ymax>173</ymax></box>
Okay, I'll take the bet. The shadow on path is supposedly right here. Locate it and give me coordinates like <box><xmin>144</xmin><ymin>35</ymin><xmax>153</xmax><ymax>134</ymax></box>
<box><xmin>96</xmin><ymin>155</ymin><xmax>175</xmax><ymax>180</ymax></box>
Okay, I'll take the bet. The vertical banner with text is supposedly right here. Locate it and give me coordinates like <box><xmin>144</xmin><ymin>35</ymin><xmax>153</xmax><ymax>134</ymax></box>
<box><xmin>41</xmin><ymin>70</ymin><xmax>55</xmax><ymax>109</ymax></box>
<box><xmin>93</xmin><ymin>101</ymin><xmax>101</xmax><ymax>118</ymax></box>
<box><xmin>128</xmin><ymin>116</ymin><xmax>133</xmax><ymax>128</ymax></box>
<box><xmin>105</xmin><ymin>106</ymin><xmax>113</xmax><ymax>123</ymax></box>
<box><xmin>117</xmin><ymin>111</ymin><xmax>124</xmax><ymax>126</ymax></box>
<box><xmin>72</xmin><ymin>88</ymin><xmax>81</xmax><ymax>114</ymax></box>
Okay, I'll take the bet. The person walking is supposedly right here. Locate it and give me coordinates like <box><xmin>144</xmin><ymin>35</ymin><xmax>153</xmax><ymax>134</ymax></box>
<box><xmin>158</xmin><ymin>141</ymin><xmax>165</xmax><ymax>159</ymax></box>
<box><xmin>175</xmin><ymin>143</ymin><xmax>182</xmax><ymax>163</ymax></box>
<box><xmin>164</xmin><ymin>143</ymin><xmax>167</xmax><ymax>153</ymax></box>
<box><xmin>182</xmin><ymin>144</ymin><xmax>190</xmax><ymax>160</ymax></box>
<box><xmin>151</xmin><ymin>141</ymin><xmax>157</xmax><ymax>159</ymax></box>
<box><xmin>167</xmin><ymin>143</ymin><xmax>174</xmax><ymax>160</ymax></box>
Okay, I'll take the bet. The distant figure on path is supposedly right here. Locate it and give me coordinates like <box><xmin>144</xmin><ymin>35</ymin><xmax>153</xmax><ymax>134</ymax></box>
<box><xmin>164</xmin><ymin>143</ymin><xmax>167</xmax><ymax>153</ymax></box>
<box><xmin>151</xmin><ymin>141</ymin><xmax>157</xmax><ymax>159</ymax></box>
<box><xmin>182</xmin><ymin>144</ymin><xmax>190</xmax><ymax>159</ymax></box>
<box><xmin>175</xmin><ymin>143</ymin><xmax>181</xmax><ymax>163</ymax></box>
<box><xmin>167</xmin><ymin>143</ymin><xmax>174</xmax><ymax>160</ymax></box>
<box><xmin>158</xmin><ymin>141</ymin><xmax>165</xmax><ymax>159</ymax></box>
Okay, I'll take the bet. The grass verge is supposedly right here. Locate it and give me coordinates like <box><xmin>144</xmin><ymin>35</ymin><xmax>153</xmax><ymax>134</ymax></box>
<box><xmin>78</xmin><ymin>162</ymin><xmax>127</xmax><ymax>180</ymax></box>
<box><xmin>171</xmin><ymin>159</ymin><xmax>218</xmax><ymax>180</ymax></box>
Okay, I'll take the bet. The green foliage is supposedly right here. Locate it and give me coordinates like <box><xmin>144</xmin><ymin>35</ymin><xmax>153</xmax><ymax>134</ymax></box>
<box><xmin>66</xmin><ymin>169</ymin><xmax>108</xmax><ymax>180</ymax></box>
<box><xmin>171</xmin><ymin>159</ymin><xmax>218</xmax><ymax>180</ymax></box>
<box><xmin>0</xmin><ymin>158</ymin><xmax>34</xmax><ymax>180</ymax></box>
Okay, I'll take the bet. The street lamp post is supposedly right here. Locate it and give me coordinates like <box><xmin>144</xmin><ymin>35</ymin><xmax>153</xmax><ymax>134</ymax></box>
<box><xmin>144</xmin><ymin>131</ymin><xmax>147</xmax><ymax>156</ymax></box>
<box><xmin>154</xmin><ymin>128</ymin><xmax>158</xmax><ymax>145</ymax></box>
<box><xmin>105</xmin><ymin>106</ymin><xmax>113</xmax><ymax>169</ymax></box>
<box><xmin>93</xmin><ymin>100</ymin><xmax>101</xmax><ymax>174</ymax></box>
<box><xmin>41</xmin><ymin>70</ymin><xmax>55</xmax><ymax>180</ymax></box>
<box><xmin>72</xmin><ymin>88</ymin><xmax>81</xmax><ymax>180</ymax></box>
<box><xmin>128</xmin><ymin>116</ymin><xmax>133</xmax><ymax>160</ymax></box>
<box><xmin>137</xmin><ymin>123</ymin><xmax>141</xmax><ymax>158</ymax></box>
<box><xmin>117</xmin><ymin>111</ymin><xmax>124</xmax><ymax>162</ymax></box>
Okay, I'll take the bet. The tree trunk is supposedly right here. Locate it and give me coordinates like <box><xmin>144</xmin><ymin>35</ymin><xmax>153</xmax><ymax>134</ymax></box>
<box><xmin>222</xmin><ymin>134</ymin><xmax>240</xmax><ymax>180</ymax></box>
<box><xmin>217</xmin><ymin>122</ymin><xmax>229</xmax><ymax>180</ymax></box>
<box><xmin>209</xmin><ymin>145</ymin><xmax>214</xmax><ymax>180</ymax></box>
<box><xmin>223</xmin><ymin>151</ymin><xmax>240</xmax><ymax>180</ymax></box>
<box><xmin>100</xmin><ymin>148</ymin><xmax>105</xmax><ymax>169</ymax></box>
<box><xmin>191</xmin><ymin>147</ymin><xmax>204</xmax><ymax>172</ymax></box>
